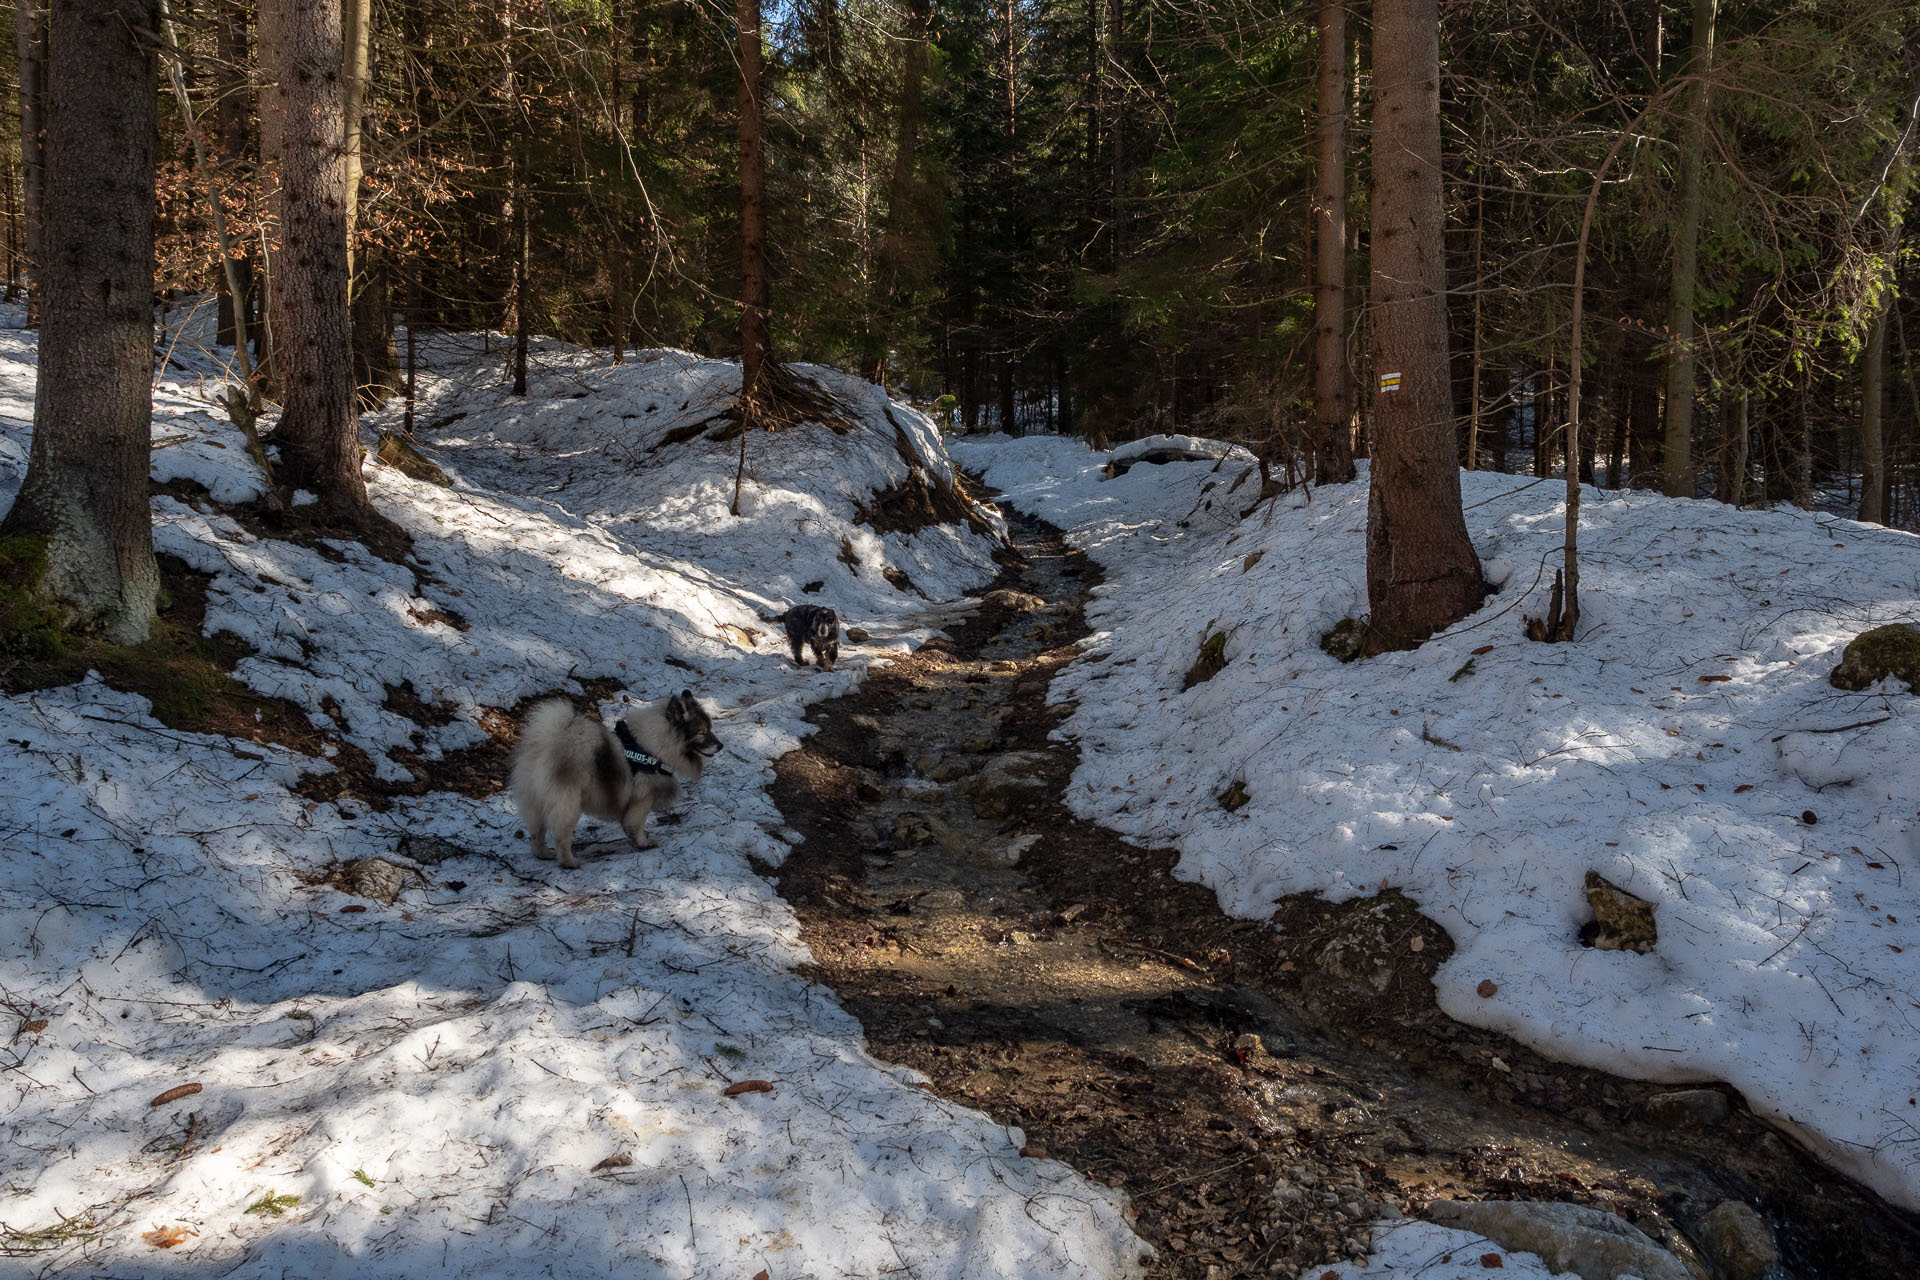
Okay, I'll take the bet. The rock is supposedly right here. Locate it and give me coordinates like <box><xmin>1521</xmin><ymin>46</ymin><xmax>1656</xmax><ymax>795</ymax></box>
<box><xmin>1425</xmin><ymin>1199</ymin><xmax>1694</xmax><ymax>1280</ymax></box>
<box><xmin>1316</xmin><ymin>896</ymin><xmax>1422</xmax><ymax>993</ymax></box>
<box><xmin>395</xmin><ymin>833</ymin><xmax>472</xmax><ymax>866</ymax></box>
<box><xmin>1642</xmin><ymin>1088</ymin><xmax>1731</xmax><ymax>1130</ymax></box>
<box><xmin>916</xmin><ymin>754</ymin><xmax>974</xmax><ymax>783</ymax></box>
<box><xmin>1183</xmin><ymin>631</ymin><xmax>1228</xmax><ymax>689</ymax></box>
<box><xmin>967</xmin><ymin>751</ymin><xmax>1050</xmax><ymax>820</ymax></box>
<box><xmin>1320</xmin><ymin>617</ymin><xmax>1366</xmax><ymax>663</ymax></box>
<box><xmin>983</xmin><ymin>588</ymin><xmax>1046</xmax><ymax>612</ymax></box>
<box><xmin>1700</xmin><ymin>1201</ymin><xmax>1779</xmax><ymax>1280</ymax></box>
<box><xmin>334</xmin><ymin>858</ymin><xmax>416</xmax><ymax>906</ymax></box>
<box><xmin>890</xmin><ymin>811</ymin><xmax>968</xmax><ymax>854</ymax></box>
<box><xmin>845</xmin><ymin>626</ymin><xmax>871</xmax><ymax>643</ymax></box>
<box><xmin>969</xmin><ymin>832</ymin><xmax>1039</xmax><ymax>869</ymax></box>
<box><xmin>1829</xmin><ymin>623</ymin><xmax>1920</xmax><ymax>692</ymax></box>
<box><xmin>1583</xmin><ymin>870</ymin><xmax>1657</xmax><ymax>953</ymax></box>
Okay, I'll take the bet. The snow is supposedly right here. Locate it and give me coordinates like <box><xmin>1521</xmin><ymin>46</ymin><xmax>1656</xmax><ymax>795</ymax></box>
<box><xmin>0</xmin><ymin>324</ymin><xmax>1143</xmax><ymax>1276</ymax></box>
<box><xmin>1298</xmin><ymin>1219</ymin><xmax>1579</xmax><ymax>1280</ymax></box>
<box><xmin>954</xmin><ymin>433</ymin><xmax>1920</xmax><ymax>1213</ymax></box>
<box><xmin>1105</xmin><ymin>433</ymin><xmax>1256</xmax><ymax>467</ymax></box>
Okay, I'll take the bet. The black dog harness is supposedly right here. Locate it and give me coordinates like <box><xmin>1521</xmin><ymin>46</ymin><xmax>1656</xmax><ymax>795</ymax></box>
<box><xmin>614</xmin><ymin>721</ymin><xmax>670</xmax><ymax>776</ymax></box>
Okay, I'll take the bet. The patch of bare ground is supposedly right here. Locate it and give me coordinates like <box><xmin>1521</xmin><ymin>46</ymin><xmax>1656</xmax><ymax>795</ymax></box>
<box><xmin>772</xmin><ymin>503</ymin><xmax>1920</xmax><ymax>1279</ymax></box>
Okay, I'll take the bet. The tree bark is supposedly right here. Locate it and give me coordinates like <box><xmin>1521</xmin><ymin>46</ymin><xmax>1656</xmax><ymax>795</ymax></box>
<box><xmin>212</xmin><ymin>0</ymin><xmax>255</xmax><ymax>351</ymax></box>
<box><xmin>861</xmin><ymin>0</ymin><xmax>930</xmax><ymax>384</ymax></box>
<box><xmin>1</xmin><ymin>0</ymin><xmax>160</xmax><ymax>644</ymax></box>
<box><xmin>1661</xmin><ymin>0</ymin><xmax>1715</xmax><ymax>498</ymax></box>
<box><xmin>1860</xmin><ymin>300</ymin><xmax>1888</xmax><ymax>524</ymax></box>
<box><xmin>259</xmin><ymin>0</ymin><xmax>370</xmax><ymax>519</ymax></box>
<box><xmin>1311</xmin><ymin>0</ymin><xmax>1353</xmax><ymax>484</ymax></box>
<box><xmin>737</xmin><ymin>0</ymin><xmax>771</xmax><ymax>409</ymax></box>
<box><xmin>1364</xmin><ymin>0</ymin><xmax>1485</xmax><ymax>647</ymax></box>
<box><xmin>15</xmin><ymin>0</ymin><xmax>46</xmax><ymax>324</ymax></box>
<box><xmin>341</xmin><ymin>0</ymin><xmax>371</xmax><ymax>282</ymax></box>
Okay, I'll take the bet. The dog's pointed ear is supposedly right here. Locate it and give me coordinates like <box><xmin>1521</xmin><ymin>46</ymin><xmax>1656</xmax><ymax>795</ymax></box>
<box><xmin>680</xmin><ymin>688</ymin><xmax>693</xmax><ymax>701</ymax></box>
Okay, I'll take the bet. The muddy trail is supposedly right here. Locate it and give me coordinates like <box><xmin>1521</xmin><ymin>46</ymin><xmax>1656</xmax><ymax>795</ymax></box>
<box><xmin>770</xmin><ymin>502</ymin><xmax>1920</xmax><ymax>1280</ymax></box>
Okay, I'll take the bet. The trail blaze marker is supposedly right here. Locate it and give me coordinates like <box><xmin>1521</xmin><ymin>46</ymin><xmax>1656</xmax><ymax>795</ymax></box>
<box><xmin>1378</xmin><ymin>371</ymin><xmax>1403</xmax><ymax>394</ymax></box>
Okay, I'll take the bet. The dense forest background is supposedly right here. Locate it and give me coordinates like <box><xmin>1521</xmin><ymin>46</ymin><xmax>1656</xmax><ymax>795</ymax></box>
<box><xmin>4</xmin><ymin>0</ymin><xmax>1917</xmax><ymax>522</ymax></box>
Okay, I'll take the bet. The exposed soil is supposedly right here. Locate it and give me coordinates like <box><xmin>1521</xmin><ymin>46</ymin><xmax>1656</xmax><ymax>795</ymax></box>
<box><xmin>772</xmin><ymin>503</ymin><xmax>1920</xmax><ymax>1279</ymax></box>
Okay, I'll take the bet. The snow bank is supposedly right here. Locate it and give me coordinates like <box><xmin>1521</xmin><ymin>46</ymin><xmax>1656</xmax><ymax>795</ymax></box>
<box><xmin>0</xmin><ymin>324</ymin><xmax>1143</xmax><ymax>1277</ymax></box>
<box><xmin>1105</xmin><ymin>433</ymin><xmax>1256</xmax><ymax>468</ymax></box>
<box><xmin>956</xmin><ymin>433</ymin><xmax>1920</xmax><ymax>1212</ymax></box>
<box><xmin>1300</xmin><ymin>1219</ymin><xmax>1578</xmax><ymax>1279</ymax></box>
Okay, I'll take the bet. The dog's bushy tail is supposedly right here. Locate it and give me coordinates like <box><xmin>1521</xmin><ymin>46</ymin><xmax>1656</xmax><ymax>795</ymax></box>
<box><xmin>517</xmin><ymin>697</ymin><xmax>579</xmax><ymax>749</ymax></box>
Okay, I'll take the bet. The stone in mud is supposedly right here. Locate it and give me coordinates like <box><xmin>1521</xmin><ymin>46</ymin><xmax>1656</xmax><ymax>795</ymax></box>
<box><xmin>1425</xmin><ymin>1199</ymin><xmax>1694</xmax><ymax>1280</ymax></box>
<box><xmin>1315</xmin><ymin>896</ymin><xmax>1420</xmax><ymax>993</ymax></box>
<box><xmin>891</xmin><ymin>811</ymin><xmax>968</xmax><ymax>854</ymax></box>
<box><xmin>969</xmin><ymin>832</ymin><xmax>1039</xmax><ymax>869</ymax></box>
<box><xmin>1582</xmin><ymin>871</ymin><xmax>1657</xmax><ymax>953</ymax></box>
<box><xmin>915</xmin><ymin>753</ymin><xmax>974</xmax><ymax>783</ymax></box>
<box><xmin>1700</xmin><ymin>1201</ymin><xmax>1780</xmax><ymax>1280</ymax></box>
<box><xmin>983</xmin><ymin>588</ymin><xmax>1046</xmax><ymax>613</ymax></box>
<box><xmin>1642</xmin><ymin>1088</ymin><xmax>1731</xmax><ymax>1130</ymax></box>
<box><xmin>967</xmin><ymin>751</ymin><xmax>1051</xmax><ymax>820</ymax></box>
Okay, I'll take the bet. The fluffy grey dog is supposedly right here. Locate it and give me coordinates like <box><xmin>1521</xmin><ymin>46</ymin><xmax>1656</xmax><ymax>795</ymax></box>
<box><xmin>509</xmin><ymin>691</ymin><xmax>722</xmax><ymax>869</ymax></box>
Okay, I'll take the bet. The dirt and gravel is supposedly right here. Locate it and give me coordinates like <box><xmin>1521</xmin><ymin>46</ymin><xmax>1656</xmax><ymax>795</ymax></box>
<box><xmin>770</xmin><ymin>499</ymin><xmax>1920</xmax><ymax>1280</ymax></box>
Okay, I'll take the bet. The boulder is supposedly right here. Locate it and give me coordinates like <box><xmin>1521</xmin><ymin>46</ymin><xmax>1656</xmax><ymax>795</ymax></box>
<box><xmin>1425</xmin><ymin>1199</ymin><xmax>1694</xmax><ymax>1280</ymax></box>
<box><xmin>1829</xmin><ymin>623</ymin><xmax>1920</xmax><ymax>692</ymax></box>
<box><xmin>1700</xmin><ymin>1201</ymin><xmax>1780</xmax><ymax>1280</ymax></box>
<box><xmin>968</xmin><ymin>751</ymin><xmax>1051</xmax><ymax>820</ymax></box>
<box><xmin>1320</xmin><ymin>617</ymin><xmax>1366</xmax><ymax>663</ymax></box>
<box><xmin>1582</xmin><ymin>871</ymin><xmax>1657</xmax><ymax>953</ymax></box>
<box><xmin>982</xmin><ymin>588</ymin><xmax>1046</xmax><ymax>613</ymax></box>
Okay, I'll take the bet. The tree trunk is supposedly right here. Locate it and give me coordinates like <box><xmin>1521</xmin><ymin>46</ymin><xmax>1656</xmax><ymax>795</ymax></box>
<box><xmin>1718</xmin><ymin>387</ymin><xmax>1749</xmax><ymax>506</ymax></box>
<box><xmin>15</xmin><ymin>0</ymin><xmax>46</xmax><ymax>324</ymax></box>
<box><xmin>352</xmin><ymin>252</ymin><xmax>400</xmax><ymax>406</ymax></box>
<box><xmin>1364</xmin><ymin>0</ymin><xmax>1485</xmax><ymax>648</ymax></box>
<box><xmin>1860</xmin><ymin>300</ymin><xmax>1888</xmax><ymax>524</ymax></box>
<box><xmin>259</xmin><ymin>0</ymin><xmax>369</xmax><ymax>519</ymax></box>
<box><xmin>1661</xmin><ymin>0</ymin><xmax>1715</xmax><ymax>498</ymax></box>
<box><xmin>213</xmin><ymin>0</ymin><xmax>253</xmax><ymax>351</ymax></box>
<box><xmin>737</xmin><ymin>0</ymin><xmax>771</xmax><ymax>408</ymax></box>
<box><xmin>341</xmin><ymin>0</ymin><xmax>371</xmax><ymax>282</ymax></box>
<box><xmin>1</xmin><ymin>0</ymin><xmax>159</xmax><ymax>644</ymax></box>
<box><xmin>1311</xmin><ymin>0</ymin><xmax>1353</xmax><ymax>484</ymax></box>
<box><xmin>863</xmin><ymin>0</ymin><xmax>929</xmax><ymax>383</ymax></box>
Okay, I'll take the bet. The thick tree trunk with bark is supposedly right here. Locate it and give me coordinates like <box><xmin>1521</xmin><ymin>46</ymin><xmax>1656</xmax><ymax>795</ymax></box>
<box><xmin>1</xmin><ymin>0</ymin><xmax>160</xmax><ymax>644</ymax></box>
<box><xmin>15</xmin><ymin>0</ymin><xmax>46</xmax><ymax>323</ymax></box>
<box><xmin>1363</xmin><ymin>0</ymin><xmax>1485</xmax><ymax>648</ymax></box>
<box><xmin>1661</xmin><ymin>0</ymin><xmax>1715</xmax><ymax>498</ymax></box>
<box><xmin>1311</xmin><ymin>0</ymin><xmax>1353</xmax><ymax>484</ymax></box>
<box><xmin>259</xmin><ymin>0</ymin><xmax>370</xmax><ymax>520</ymax></box>
<box><xmin>737</xmin><ymin>0</ymin><xmax>771</xmax><ymax>408</ymax></box>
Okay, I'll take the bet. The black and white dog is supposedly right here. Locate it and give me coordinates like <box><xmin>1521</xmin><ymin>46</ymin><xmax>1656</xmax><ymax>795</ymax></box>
<box><xmin>764</xmin><ymin>604</ymin><xmax>841</xmax><ymax>671</ymax></box>
<box><xmin>509</xmin><ymin>691</ymin><xmax>722</xmax><ymax>869</ymax></box>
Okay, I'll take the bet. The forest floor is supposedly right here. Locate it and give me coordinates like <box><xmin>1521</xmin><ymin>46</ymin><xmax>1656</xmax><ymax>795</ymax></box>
<box><xmin>772</xmin><ymin>498</ymin><xmax>1920</xmax><ymax>1280</ymax></box>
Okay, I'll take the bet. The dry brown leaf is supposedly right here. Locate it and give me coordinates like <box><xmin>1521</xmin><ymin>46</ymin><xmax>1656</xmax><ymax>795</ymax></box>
<box><xmin>150</xmin><ymin>1082</ymin><xmax>202</xmax><ymax>1107</ymax></box>
<box><xmin>722</xmin><ymin>1079</ymin><xmax>775</xmax><ymax>1097</ymax></box>
<box><xmin>143</xmin><ymin>1225</ymin><xmax>195</xmax><ymax>1248</ymax></box>
<box><xmin>1476</xmin><ymin>979</ymin><xmax>1498</xmax><ymax>998</ymax></box>
<box><xmin>1019</xmin><ymin>1145</ymin><xmax>1047</xmax><ymax>1158</ymax></box>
